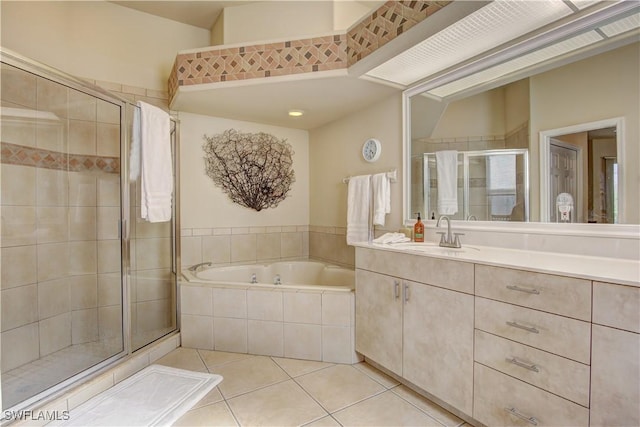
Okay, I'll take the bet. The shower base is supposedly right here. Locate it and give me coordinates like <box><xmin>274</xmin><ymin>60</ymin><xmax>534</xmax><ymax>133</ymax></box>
<box><xmin>2</xmin><ymin>340</ymin><xmax>122</xmax><ymax>409</ymax></box>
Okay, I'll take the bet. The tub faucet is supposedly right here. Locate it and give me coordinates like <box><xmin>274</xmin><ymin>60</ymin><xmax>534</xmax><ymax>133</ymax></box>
<box><xmin>436</xmin><ymin>216</ymin><xmax>463</xmax><ymax>248</ymax></box>
<box><xmin>274</xmin><ymin>274</ymin><xmax>281</xmax><ymax>285</ymax></box>
<box><xmin>250</xmin><ymin>273</ymin><xmax>258</xmax><ymax>284</ymax></box>
<box><xmin>188</xmin><ymin>261</ymin><xmax>212</xmax><ymax>272</ymax></box>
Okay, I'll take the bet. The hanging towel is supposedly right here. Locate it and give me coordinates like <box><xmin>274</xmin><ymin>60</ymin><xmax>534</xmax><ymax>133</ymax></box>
<box><xmin>372</xmin><ymin>172</ymin><xmax>391</xmax><ymax>226</ymax></box>
<box><xmin>436</xmin><ymin>150</ymin><xmax>458</xmax><ymax>215</ymax></box>
<box><xmin>346</xmin><ymin>175</ymin><xmax>371</xmax><ymax>245</ymax></box>
<box><xmin>138</xmin><ymin>101</ymin><xmax>173</xmax><ymax>223</ymax></box>
<box><xmin>129</xmin><ymin>106</ymin><xmax>141</xmax><ymax>181</ymax></box>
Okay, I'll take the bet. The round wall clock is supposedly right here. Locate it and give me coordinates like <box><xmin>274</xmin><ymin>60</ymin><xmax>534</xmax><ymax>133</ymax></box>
<box><xmin>362</xmin><ymin>138</ymin><xmax>381</xmax><ymax>162</ymax></box>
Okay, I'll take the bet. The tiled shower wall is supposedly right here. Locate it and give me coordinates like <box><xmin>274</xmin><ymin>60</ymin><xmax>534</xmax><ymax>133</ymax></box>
<box><xmin>1</xmin><ymin>64</ymin><xmax>123</xmax><ymax>373</ymax></box>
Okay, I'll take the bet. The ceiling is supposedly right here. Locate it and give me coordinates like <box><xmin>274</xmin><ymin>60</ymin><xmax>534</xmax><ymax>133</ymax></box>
<box><xmin>171</xmin><ymin>74</ymin><xmax>399</xmax><ymax>130</ymax></box>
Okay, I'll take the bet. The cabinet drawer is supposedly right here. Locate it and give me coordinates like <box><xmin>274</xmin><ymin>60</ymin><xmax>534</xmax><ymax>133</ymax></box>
<box><xmin>593</xmin><ymin>281</ymin><xmax>640</xmax><ymax>333</ymax></box>
<box><xmin>475</xmin><ymin>298</ymin><xmax>591</xmax><ymax>364</ymax></box>
<box><xmin>474</xmin><ymin>330</ymin><xmax>590</xmax><ymax>407</ymax></box>
<box><xmin>475</xmin><ymin>265</ymin><xmax>591</xmax><ymax>321</ymax></box>
<box><xmin>356</xmin><ymin>247</ymin><xmax>474</xmax><ymax>293</ymax></box>
<box><xmin>473</xmin><ymin>363</ymin><xmax>589</xmax><ymax>427</ymax></box>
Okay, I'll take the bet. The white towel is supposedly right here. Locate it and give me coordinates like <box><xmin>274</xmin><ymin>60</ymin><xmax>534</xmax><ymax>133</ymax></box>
<box><xmin>436</xmin><ymin>150</ymin><xmax>458</xmax><ymax>215</ymax></box>
<box><xmin>372</xmin><ymin>173</ymin><xmax>391</xmax><ymax>226</ymax></box>
<box><xmin>129</xmin><ymin>106</ymin><xmax>141</xmax><ymax>181</ymax></box>
<box><xmin>372</xmin><ymin>233</ymin><xmax>410</xmax><ymax>244</ymax></box>
<box><xmin>346</xmin><ymin>175</ymin><xmax>371</xmax><ymax>245</ymax></box>
<box><xmin>138</xmin><ymin>101</ymin><xmax>173</xmax><ymax>223</ymax></box>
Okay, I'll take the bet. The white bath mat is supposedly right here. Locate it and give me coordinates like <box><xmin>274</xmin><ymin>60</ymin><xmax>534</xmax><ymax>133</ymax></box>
<box><xmin>59</xmin><ymin>365</ymin><xmax>223</xmax><ymax>426</ymax></box>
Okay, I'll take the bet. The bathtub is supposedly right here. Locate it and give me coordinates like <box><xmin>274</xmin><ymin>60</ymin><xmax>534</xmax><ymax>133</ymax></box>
<box><xmin>180</xmin><ymin>261</ymin><xmax>360</xmax><ymax>364</ymax></box>
<box><xmin>182</xmin><ymin>260</ymin><xmax>354</xmax><ymax>291</ymax></box>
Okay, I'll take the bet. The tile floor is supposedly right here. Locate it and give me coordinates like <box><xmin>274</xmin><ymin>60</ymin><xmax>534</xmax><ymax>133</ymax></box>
<box><xmin>155</xmin><ymin>348</ymin><xmax>468</xmax><ymax>427</ymax></box>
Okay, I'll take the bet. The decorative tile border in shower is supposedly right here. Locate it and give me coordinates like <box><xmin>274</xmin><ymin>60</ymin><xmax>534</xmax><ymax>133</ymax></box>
<box><xmin>1</xmin><ymin>142</ymin><xmax>120</xmax><ymax>174</ymax></box>
<box><xmin>346</xmin><ymin>0</ymin><xmax>451</xmax><ymax>66</ymax></box>
<box><xmin>168</xmin><ymin>1</ymin><xmax>452</xmax><ymax>102</ymax></box>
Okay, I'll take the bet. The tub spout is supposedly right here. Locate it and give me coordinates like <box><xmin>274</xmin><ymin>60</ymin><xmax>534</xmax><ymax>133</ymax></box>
<box><xmin>188</xmin><ymin>261</ymin><xmax>212</xmax><ymax>272</ymax></box>
<box><xmin>274</xmin><ymin>274</ymin><xmax>281</xmax><ymax>285</ymax></box>
<box><xmin>250</xmin><ymin>273</ymin><xmax>258</xmax><ymax>284</ymax></box>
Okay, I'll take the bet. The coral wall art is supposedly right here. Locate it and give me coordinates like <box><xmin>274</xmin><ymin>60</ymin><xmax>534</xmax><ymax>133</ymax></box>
<box><xmin>203</xmin><ymin>129</ymin><xmax>296</xmax><ymax>211</ymax></box>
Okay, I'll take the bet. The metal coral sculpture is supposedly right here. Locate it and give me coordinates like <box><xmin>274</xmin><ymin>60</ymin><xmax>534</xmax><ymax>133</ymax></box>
<box><xmin>203</xmin><ymin>129</ymin><xmax>296</xmax><ymax>211</ymax></box>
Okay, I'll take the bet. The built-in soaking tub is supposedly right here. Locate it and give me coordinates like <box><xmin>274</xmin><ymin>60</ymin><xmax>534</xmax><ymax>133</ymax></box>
<box><xmin>180</xmin><ymin>261</ymin><xmax>360</xmax><ymax>364</ymax></box>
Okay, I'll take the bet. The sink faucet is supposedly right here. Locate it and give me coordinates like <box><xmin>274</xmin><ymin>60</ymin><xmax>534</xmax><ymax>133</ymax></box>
<box><xmin>188</xmin><ymin>261</ymin><xmax>212</xmax><ymax>272</ymax></box>
<box><xmin>436</xmin><ymin>216</ymin><xmax>463</xmax><ymax>248</ymax></box>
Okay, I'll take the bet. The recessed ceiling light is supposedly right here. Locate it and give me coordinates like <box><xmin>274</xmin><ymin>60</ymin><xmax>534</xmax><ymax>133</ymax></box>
<box><xmin>288</xmin><ymin>109</ymin><xmax>304</xmax><ymax>117</ymax></box>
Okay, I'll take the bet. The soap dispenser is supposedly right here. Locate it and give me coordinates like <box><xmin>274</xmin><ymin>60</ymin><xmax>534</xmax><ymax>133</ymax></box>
<box><xmin>414</xmin><ymin>212</ymin><xmax>424</xmax><ymax>243</ymax></box>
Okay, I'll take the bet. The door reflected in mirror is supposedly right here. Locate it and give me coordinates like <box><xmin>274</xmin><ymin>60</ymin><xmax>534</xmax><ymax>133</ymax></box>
<box><xmin>541</xmin><ymin>121</ymin><xmax>621</xmax><ymax>224</ymax></box>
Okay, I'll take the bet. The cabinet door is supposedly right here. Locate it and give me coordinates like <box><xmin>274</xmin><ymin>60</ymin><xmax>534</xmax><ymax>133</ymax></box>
<box><xmin>591</xmin><ymin>325</ymin><xmax>640</xmax><ymax>427</ymax></box>
<box><xmin>355</xmin><ymin>269</ymin><xmax>403</xmax><ymax>375</ymax></box>
<box><xmin>403</xmin><ymin>281</ymin><xmax>474</xmax><ymax>415</ymax></box>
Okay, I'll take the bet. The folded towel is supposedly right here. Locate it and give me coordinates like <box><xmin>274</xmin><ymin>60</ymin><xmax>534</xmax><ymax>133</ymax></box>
<box><xmin>372</xmin><ymin>173</ymin><xmax>391</xmax><ymax>226</ymax></box>
<box><xmin>372</xmin><ymin>233</ymin><xmax>410</xmax><ymax>244</ymax></box>
<box><xmin>436</xmin><ymin>150</ymin><xmax>458</xmax><ymax>215</ymax></box>
<box><xmin>138</xmin><ymin>101</ymin><xmax>173</xmax><ymax>223</ymax></box>
<box><xmin>346</xmin><ymin>175</ymin><xmax>371</xmax><ymax>245</ymax></box>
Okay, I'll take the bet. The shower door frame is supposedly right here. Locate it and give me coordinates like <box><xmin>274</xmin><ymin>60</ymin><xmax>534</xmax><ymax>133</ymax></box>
<box><xmin>423</xmin><ymin>148</ymin><xmax>530</xmax><ymax>221</ymax></box>
<box><xmin>0</xmin><ymin>48</ymin><xmax>178</xmax><ymax>412</ymax></box>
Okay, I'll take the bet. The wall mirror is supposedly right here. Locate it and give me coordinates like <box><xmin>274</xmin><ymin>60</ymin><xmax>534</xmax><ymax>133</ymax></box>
<box><xmin>403</xmin><ymin>2</ymin><xmax>639</xmax><ymax>226</ymax></box>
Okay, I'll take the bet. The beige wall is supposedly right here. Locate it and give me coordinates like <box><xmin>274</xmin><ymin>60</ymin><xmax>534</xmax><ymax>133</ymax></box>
<box><xmin>221</xmin><ymin>1</ymin><xmax>335</xmax><ymax>45</ymax></box>
<box><xmin>309</xmin><ymin>94</ymin><xmax>403</xmax><ymax>230</ymax></box>
<box><xmin>178</xmin><ymin>112</ymin><xmax>309</xmax><ymax>229</ymax></box>
<box><xmin>431</xmin><ymin>88</ymin><xmax>506</xmax><ymax>139</ymax></box>
<box><xmin>530</xmin><ymin>42</ymin><xmax>640</xmax><ymax>224</ymax></box>
<box><xmin>0</xmin><ymin>1</ymin><xmax>210</xmax><ymax>91</ymax></box>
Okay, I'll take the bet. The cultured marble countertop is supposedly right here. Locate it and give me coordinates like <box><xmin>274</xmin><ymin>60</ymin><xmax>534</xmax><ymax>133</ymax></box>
<box><xmin>355</xmin><ymin>241</ymin><xmax>640</xmax><ymax>287</ymax></box>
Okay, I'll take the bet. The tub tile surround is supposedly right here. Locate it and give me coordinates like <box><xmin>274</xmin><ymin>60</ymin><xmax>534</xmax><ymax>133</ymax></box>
<box><xmin>181</xmin><ymin>226</ymin><xmax>311</xmax><ymax>268</ymax></box>
<box><xmin>181</xmin><ymin>281</ymin><xmax>360</xmax><ymax>365</ymax></box>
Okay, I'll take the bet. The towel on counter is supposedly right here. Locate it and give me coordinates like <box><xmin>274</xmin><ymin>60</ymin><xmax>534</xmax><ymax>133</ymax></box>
<box><xmin>138</xmin><ymin>101</ymin><xmax>173</xmax><ymax>223</ymax></box>
<box><xmin>372</xmin><ymin>172</ymin><xmax>391</xmax><ymax>226</ymax></box>
<box><xmin>372</xmin><ymin>233</ymin><xmax>410</xmax><ymax>244</ymax></box>
<box><xmin>346</xmin><ymin>175</ymin><xmax>371</xmax><ymax>245</ymax></box>
<box><xmin>436</xmin><ymin>150</ymin><xmax>458</xmax><ymax>215</ymax></box>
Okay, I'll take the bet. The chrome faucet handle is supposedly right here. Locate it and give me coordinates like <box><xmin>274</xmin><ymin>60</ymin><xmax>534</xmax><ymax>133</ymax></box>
<box><xmin>436</xmin><ymin>232</ymin><xmax>447</xmax><ymax>245</ymax></box>
<box><xmin>453</xmin><ymin>232</ymin><xmax>464</xmax><ymax>248</ymax></box>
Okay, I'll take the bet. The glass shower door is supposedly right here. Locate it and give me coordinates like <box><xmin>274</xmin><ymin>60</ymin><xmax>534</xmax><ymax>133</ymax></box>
<box><xmin>0</xmin><ymin>62</ymin><xmax>125</xmax><ymax>409</ymax></box>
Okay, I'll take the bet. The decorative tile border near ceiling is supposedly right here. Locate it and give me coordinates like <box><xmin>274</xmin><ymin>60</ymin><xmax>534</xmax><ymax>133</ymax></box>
<box><xmin>169</xmin><ymin>1</ymin><xmax>451</xmax><ymax>103</ymax></box>
<box><xmin>1</xmin><ymin>142</ymin><xmax>120</xmax><ymax>174</ymax></box>
<box><xmin>346</xmin><ymin>0</ymin><xmax>451</xmax><ymax>66</ymax></box>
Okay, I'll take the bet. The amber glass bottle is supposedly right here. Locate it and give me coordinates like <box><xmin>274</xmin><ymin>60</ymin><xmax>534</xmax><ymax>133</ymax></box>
<box><xmin>414</xmin><ymin>212</ymin><xmax>424</xmax><ymax>242</ymax></box>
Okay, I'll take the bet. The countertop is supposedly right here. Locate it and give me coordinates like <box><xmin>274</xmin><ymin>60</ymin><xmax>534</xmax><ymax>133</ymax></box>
<box><xmin>354</xmin><ymin>241</ymin><xmax>640</xmax><ymax>287</ymax></box>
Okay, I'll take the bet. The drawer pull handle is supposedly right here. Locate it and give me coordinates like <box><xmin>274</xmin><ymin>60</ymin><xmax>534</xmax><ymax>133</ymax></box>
<box><xmin>506</xmin><ymin>356</ymin><xmax>540</xmax><ymax>372</ymax></box>
<box><xmin>394</xmin><ymin>280</ymin><xmax>400</xmax><ymax>299</ymax></box>
<box><xmin>506</xmin><ymin>285</ymin><xmax>540</xmax><ymax>295</ymax></box>
<box><xmin>404</xmin><ymin>283</ymin><xmax>410</xmax><ymax>303</ymax></box>
<box><xmin>506</xmin><ymin>321</ymin><xmax>540</xmax><ymax>334</ymax></box>
<box><xmin>505</xmin><ymin>407</ymin><xmax>539</xmax><ymax>426</ymax></box>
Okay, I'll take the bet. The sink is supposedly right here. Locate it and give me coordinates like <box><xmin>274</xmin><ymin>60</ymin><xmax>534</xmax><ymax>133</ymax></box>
<box><xmin>387</xmin><ymin>242</ymin><xmax>479</xmax><ymax>254</ymax></box>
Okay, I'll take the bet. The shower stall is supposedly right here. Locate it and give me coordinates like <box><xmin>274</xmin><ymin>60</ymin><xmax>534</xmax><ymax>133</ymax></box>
<box><xmin>0</xmin><ymin>50</ymin><xmax>179</xmax><ymax>411</ymax></box>
<box><xmin>413</xmin><ymin>149</ymin><xmax>529</xmax><ymax>222</ymax></box>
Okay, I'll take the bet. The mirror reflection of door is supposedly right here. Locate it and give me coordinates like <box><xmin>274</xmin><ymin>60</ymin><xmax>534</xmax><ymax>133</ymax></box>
<box><xmin>549</xmin><ymin>139</ymin><xmax>580</xmax><ymax>223</ymax></box>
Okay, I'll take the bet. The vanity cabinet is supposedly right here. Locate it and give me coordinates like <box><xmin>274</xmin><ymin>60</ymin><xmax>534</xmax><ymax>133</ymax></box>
<box><xmin>355</xmin><ymin>269</ymin><xmax>403</xmax><ymax>375</ymax></box>
<box><xmin>473</xmin><ymin>266</ymin><xmax>592</xmax><ymax>426</ymax></box>
<box><xmin>590</xmin><ymin>282</ymin><xmax>640</xmax><ymax>427</ymax></box>
<box><xmin>355</xmin><ymin>246</ymin><xmax>639</xmax><ymax>426</ymax></box>
<box><xmin>355</xmin><ymin>247</ymin><xmax>475</xmax><ymax>414</ymax></box>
